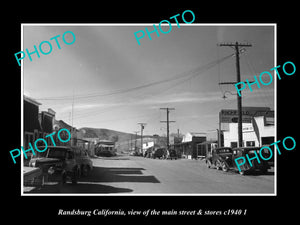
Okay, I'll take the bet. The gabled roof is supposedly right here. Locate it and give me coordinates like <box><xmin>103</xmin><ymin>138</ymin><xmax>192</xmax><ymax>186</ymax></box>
<box><xmin>54</xmin><ymin>119</ymin><xmax>77</xmax><ymax>130</ymax></box>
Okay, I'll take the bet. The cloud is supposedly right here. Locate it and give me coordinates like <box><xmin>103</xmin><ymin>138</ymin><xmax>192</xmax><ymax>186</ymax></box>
<box><xmin>216</xmin><ymin>26</ymin><xmax>227</xmax><ymax>43</ymax></box>
<box><xmin>59</xmin><ymin>102</ymin><xmax>122</xmax><ymax>114</ymax></box>
<box><xmin>137</xmin><ymin>91</ymin><xmax>224</xmax><ymax>106</ymax></box>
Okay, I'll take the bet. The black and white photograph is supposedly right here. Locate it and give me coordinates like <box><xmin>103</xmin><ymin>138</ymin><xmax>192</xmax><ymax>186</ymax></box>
<box><xmin>4</xmin><ymin>5</ymin><xmax>298</xmax><ymax>224</ymax></box>
<box><xmin>21</xmin><ymin>24</ymin><xmax>275</xmax><ymax>195</ymax></box>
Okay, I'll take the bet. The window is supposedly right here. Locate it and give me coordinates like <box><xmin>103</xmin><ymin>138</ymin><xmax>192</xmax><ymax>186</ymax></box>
<box><xmin>230</xmin><ymin>142</ymin><xmax>238</xmax><ymax>148</ymax></box>
<box><xmin>246</xmin><ymin>141</ymin><xmax>255</xmax><ymax>147</ymax></box>
<box><xmin>48</xmin><ymin>147</ymin><xmax>67</xmax><ymax>159</ymax></box>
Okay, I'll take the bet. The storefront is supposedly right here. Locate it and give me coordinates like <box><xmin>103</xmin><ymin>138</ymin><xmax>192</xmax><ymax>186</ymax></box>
<box><xmin>196</xmin><ymin>141</ymin><xmax>218</xmax><ymax>158</ymax></box>
<box><xmin>176</xmin><ymin>132</ymin><xmax>206</xmax><ymax>159</ymax></box>
<box><xmin>221</xmin><ymin>108</ymin><xmax>274</xmax><ymax>148</ymax></box>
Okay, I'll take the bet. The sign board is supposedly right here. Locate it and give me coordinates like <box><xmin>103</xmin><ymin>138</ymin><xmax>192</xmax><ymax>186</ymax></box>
<box><xmin>242</xmin><ymin>124</ymin><xmax>254</xmax><ymax>132</ymax></box>
<box><xmin>220</xmin><ymin>107</ymin><xmax>274</xmax><ymax>124</ymax></box>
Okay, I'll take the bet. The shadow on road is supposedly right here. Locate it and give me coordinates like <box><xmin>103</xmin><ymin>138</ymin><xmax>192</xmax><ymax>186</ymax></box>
<box><xmin>29</xmin><ymin>182</ymin><xmax>133</xmax><ymax>194</ymax></box>
<box><xmin>91</xmin><ymin>155</ymin><xmax>131</xmax><ymax>160</ymax></box>
<box><xmin>59</xmin><ymin>183</ymin><xmax>133</xmax><ymax>193</ymax></box>
<box><xmin>25</xmin><ymin>166</ymin><xmax>159</xmax><ymax>194</ymax></box>
<box><xmin>243</xmin><ymin>170</ymin><xmax>275</xmax><ymax>176</ymax></box>
<box><xmin>81</xmin><ymin>166</ymin><xmax>160</xmax><ymax>183</ymax></box>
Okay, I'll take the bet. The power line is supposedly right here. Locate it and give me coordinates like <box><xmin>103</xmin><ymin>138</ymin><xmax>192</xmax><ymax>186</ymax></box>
<box><xmin>35</xmin><ymin>54</ymin><xmax>233</xmax><ymax>101</ymax></box>
<box><xmin>242</xmin><ymin>54</ymin><xmax>274</xmax><ymax>108</ymax></box>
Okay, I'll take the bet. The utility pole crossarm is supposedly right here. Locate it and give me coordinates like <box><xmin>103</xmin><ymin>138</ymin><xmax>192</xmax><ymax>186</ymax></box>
<box><xmin>160</xmin><ymin>107</ymin><xmax>175</xmax><ymax>109</ymax></box>
<box><xmin>218</xmin><ymin>82</ymin><xmax>236</xmax><ymax>85</ymax></box>
<box><xmin>218</xmin><ymin>42</ymin><xmax>252</xmax><ymax>47</ymax></box>
<box><xmin>219</xmin><ymin>81</ymin><xmax>255</xmax><ymax>85</ymax></box>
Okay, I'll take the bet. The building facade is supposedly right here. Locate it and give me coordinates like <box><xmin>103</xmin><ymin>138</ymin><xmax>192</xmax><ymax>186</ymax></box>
<box><xmin>220</xmin><ymin>107</ymin><xmax>274</xmax><ymax>148</ymax></box>
<box><xmin>53</xmin><ymin>119</ymin><xmax>77</xmax><ymax>146</ymax></box>
<box><xmin>223</xmin><ymin>114</ymin><xmax>274</xmax><ymax>148</ymax></box>
<box><xmin>175</xmin><ymin>132</ymin><xmax>207</xmax><ymax>159</ymax></box>
<box><xmin>39</xmin><ymin>108</ymin><xmax>56</xmax><ymax>146</ymax></box>
<box><xmin>23</xmin><ymin>95</ymin><xmax>42</xmax><ymax>149</ymax></box>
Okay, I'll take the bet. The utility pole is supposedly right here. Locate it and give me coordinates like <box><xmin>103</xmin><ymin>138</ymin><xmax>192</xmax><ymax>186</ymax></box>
<box><xmin>130</xmin><ymin>133</ymin><xmax>133</xmax><ymax>151</ymax></box>
<box><xmin>138</xmin><ymin>123</ymin><xmax>146</xmax><ymax>155</ymax></box>
<box><xmin>160</xmin><ymin>108</ymin><xmax>175</xmax><ymax>151</ymax></box>
<box><xmin>218</xmin><ymin>42</ymin><xmax>252</xmax><ymax>147</ymax></box>
<box><xmin>71</xmin><ymin>90</ymin><xmax>74</xmax><ymax>127</ymax></box>
<box><xmin>133</xmin><ymin>131</ymin><xmax>139</xmax><ymax>153</ymax></box>
<box><xmin>71</xmin><ymin>91</ymin><xmax>75</xmax><ymax>146</ymax></box>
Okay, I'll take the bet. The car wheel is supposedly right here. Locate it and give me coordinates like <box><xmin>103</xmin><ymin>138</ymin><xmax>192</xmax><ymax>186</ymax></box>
<box><xmin>82</xmin><ymin>165</ymin><xmax>90</xmax><ymax>177</ymax></box>
<box><xmin>206</xmin><ymin>160</ymin><xmax>211</xmax><ymax>168</ymax></box>
<box><xmin>216</xmin><ymin>160</ymin><xmax>221</xmax><ymax>170</ymax></box>
<box><xmin>61</xmin><ymin>172</ymin><xmax>67</xmax><ymax>184</ymax></box>
<box><xmin>221</xmin><ymin>162</ymin><xmax>228</xmax><ymax>172</ymax></box>
<box><xmin>71</xmin><ymin>167</ymin><xmax>80</xmax><ymax>184</ymax></box>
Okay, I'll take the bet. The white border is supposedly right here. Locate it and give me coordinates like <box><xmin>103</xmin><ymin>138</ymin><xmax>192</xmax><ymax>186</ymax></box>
<box><xmin>21</xmin><ymin>23</ymin><xmax>277</xmax><ymax>196</ymax></box>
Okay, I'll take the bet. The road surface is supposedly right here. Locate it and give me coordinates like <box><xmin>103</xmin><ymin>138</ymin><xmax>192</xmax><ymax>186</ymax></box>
<box><xmin>29</xmin><ymin>155</ymin><xmax>275</xmax><ymax>194</ymax></box>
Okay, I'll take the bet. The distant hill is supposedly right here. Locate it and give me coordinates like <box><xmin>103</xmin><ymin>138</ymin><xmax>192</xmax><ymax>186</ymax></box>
<box><xmin>78</xmin><ymin>127</ymin><xmax>136</xmax><ymax>142</ymax></box>
<box><xmin>77</xmin><ymin>127</ymin><xmax>160</xmax><ymax>152</ymax></box>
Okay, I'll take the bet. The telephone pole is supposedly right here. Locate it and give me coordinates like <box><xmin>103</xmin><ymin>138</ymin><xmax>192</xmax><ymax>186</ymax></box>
<box><xmin>130</xmin><ymin>133</ymin><xmax>133</xmax><ymax>151</ymax></box>
<box><xmin>138</xmin><ymin>123</ymin><xmax>146</xmax><ymax>155</ymax></box>
<box><xmin>218</xmin><ymin>42</ymin><xmax>252</xmax><ymax>147</ymax></box>
<box><xmin>133</xmin><ymin>131</ymin><xmax>139</xmax><ymax>153</ymax></box>
<box><xmin>160</xmin><ymin>108</ymin><xmax>175</xmax><ymax>151</ymax></box>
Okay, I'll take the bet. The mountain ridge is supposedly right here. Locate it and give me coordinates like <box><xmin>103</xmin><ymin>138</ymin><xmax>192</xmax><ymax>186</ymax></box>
<box><xmin>77</xmin><ymin>127</ymin><xmax>157</xmax><ymax>152</ymax></box>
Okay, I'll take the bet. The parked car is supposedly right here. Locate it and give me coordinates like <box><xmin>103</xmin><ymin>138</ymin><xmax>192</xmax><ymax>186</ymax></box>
<box><xmin>167</xmin><ymin>149</ymin><xmax>178</xmax><ymax>160</ymax></box>
<box><xmin>152</xmin><ymin>148</ymin><xmax>166</xmax><ymax>159</ymax></box>
<box><xmin>97</xmin><ymin>149</ymin><xmax>117</xmax><ymax>157</ymax></box>
<box><xmin>232</xmin><ymin>147</ymin><xmax>270</xmax><ymax>175</ymax></box>
<box><xmin>206</xmin><ymin>147</ymin><xmax>270</xmax><ymax>175</ymax></box>
<box><xmin>144</xmin><ymin>148</ymin><xmax>153</xmax><ymax>158</ymax></box>
<box><xmin>29</xmin><ymin>146</ymin><xmax>93</xmax><ymax>184</ymax></box>
<box><xmin>206</xmin><ymin>147</ymin><xmax>233</xmax><ymax>172</ymax></box>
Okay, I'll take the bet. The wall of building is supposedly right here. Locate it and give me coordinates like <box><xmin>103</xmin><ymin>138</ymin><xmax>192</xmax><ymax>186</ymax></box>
<box><xmin>223</xmin><ymin>123</ymin><xmax>259</xmax><ymax>147</ymax></box>
<box><xmin>253</xmin><ymin>116</ymin><xmax>275</xmax><ymax>146</ymax></box>
<box><xmin>223</xmin><ymin>116</ymin><xmax>275</xmax><ymax>148</ymax></box>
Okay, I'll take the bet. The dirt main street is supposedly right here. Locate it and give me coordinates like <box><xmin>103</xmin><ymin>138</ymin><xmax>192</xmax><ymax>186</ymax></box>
<box><xmin>30</xmin><ymin>155</ymin><xmax>275</xmax><ymax>194</ymax></box>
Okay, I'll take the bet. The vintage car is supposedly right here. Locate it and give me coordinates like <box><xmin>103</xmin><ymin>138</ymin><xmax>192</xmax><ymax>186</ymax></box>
<box><xmin>206</xmin><ymin>147</ymin><xmax>270</xmax><ymax>175</ymax></box>
<box><xmin>29</xmin><ymin>146</ymin><xmax>93</xmax><ymax>184</ymax></box>
<box><xmin>232</xmin><ymin>147</ymin><xmax>270</xmax><ymax>175</ymax></box>
<box><xmin>167</xmin><ymin>149</ymin><xmax>178</xmax><ymax>160</ymax></box>
<box><xmin>152</xmin><ymin>148</ymin><xmax>167</xmax><ymax>159</ymax></box>
<box><xmin>144</xmin><ymin>148</ymin><xmax>154</xmax><ymax>158</ymax></box>
<box><xmin>206</xmin><ymin>147</ymin><xmax>234</xmax><ymax>172</ymax></box>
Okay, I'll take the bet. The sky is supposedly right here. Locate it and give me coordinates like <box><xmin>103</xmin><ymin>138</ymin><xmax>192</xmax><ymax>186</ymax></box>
<box><xmin>23</xmin><ymin>24</ymin><xmax>275</xmax><ymax>136</ymax></box>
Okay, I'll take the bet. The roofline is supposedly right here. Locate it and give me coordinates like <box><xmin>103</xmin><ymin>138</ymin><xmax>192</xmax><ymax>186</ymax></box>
<box><xmin>24</xmin><ymin>95</ymin><xmax>41</xmax><ymax>106</ymax></box>
<box><xmin>232</xmin><ymin>147</ymin><xmax>261</xmax><ymax>150</ymax></box>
